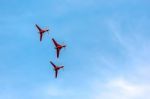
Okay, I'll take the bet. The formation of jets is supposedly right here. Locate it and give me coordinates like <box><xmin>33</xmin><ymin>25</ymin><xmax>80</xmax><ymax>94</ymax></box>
<box><xmin>35</xmin><ymin>24</ymin><xmax>66</xmax><ymax>78</ymax></box>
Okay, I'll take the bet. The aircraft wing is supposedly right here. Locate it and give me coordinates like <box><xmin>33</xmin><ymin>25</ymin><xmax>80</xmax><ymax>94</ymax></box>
<box><xmin>55</xmin><ymin>70</ymin><xmax>58</xmax><ymax>78</ymax></box>
<box><xmin>40</xmin><ymin>33</ymin><xmax>43</xmax><ymax>41</ymax></box>
<box><xmin>50</xmin><ymin>61</ymin><xmax>56</xmax><ymax>68</ymax></box>
<box><xmin>35</xmin><ymin>24</ymin><xmax>42</xmax><ymax>31</ymax></box>
<box><xmin>52</xmin><ymin>38</ymin><xmax>59</xmax><ymax>47</ymax></box>
<box><xmin>56</xmin><ymin>48</ymin><xmax>60</xmax><ymax>58</ymax></box>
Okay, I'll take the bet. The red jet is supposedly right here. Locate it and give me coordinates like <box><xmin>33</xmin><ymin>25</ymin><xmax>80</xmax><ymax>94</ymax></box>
<box><xmin>52</xmin><ymin>38</ymin><xmax>66</xmax><ymax>58</ymax></box>
<box><xmin>50</xmin><ymin>61</ymin><xmax>64</xmax><ymax>78</ymax></box>
<box><xmin>35</xmin><ymin>24</ymin><xmax>49</xmax><ymax>41</ymax></box>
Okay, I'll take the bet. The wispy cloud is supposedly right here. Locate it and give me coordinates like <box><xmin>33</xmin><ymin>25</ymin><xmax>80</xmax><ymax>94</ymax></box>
<box><xmin>88</xmin><ymin>16</ymin><xmax>150</xmax><ymax>99</ymax></box>
<box><xmin>91</xmin><ymin>77</ymin><xmax>150</xmax><ymax>99</ymax></box>
<box><xmin>31</xmin><ymin>83</ymin><xmax>75</xmax><ymax>99</ymax></box>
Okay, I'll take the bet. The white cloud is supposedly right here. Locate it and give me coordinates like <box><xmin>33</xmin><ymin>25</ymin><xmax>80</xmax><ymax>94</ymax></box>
<box><xmin>107</xmin><ymin>78</ymin><xmax>144</xmax><ymax>96</ymax></box>
<box><xmin>91</xmin><ymin>78</ymin><xmax>150</xmax><ymax>99</ymax></box>
<box><xmin>89</xmin><ymin>16</ymin><xmax>150</xmax><ymax>99</ymax></box>
<box><xmin>32</xmin><ymin>83</ymin><xmax>74</xmax><ymax>98</ymax></box>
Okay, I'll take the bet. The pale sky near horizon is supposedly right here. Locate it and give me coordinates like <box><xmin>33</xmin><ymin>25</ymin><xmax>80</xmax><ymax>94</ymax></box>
<box><xmin>0</xmin><ymin>0</ymin><xmax>150</xmax><ymax>99</ymax></box>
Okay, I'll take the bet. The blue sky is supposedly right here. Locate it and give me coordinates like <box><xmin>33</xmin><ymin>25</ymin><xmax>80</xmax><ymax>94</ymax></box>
<box><xmin>0</xmin><ymin>0</ymin><xmax>150</xmax><ymax>99</ymax></box>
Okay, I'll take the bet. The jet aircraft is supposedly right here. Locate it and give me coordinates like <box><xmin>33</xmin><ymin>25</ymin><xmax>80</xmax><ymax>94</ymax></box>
<box><xmin>52</xmin><ymin>38</ymin><xmax>66</xmax><ymax>58</ymax></box>
<box><xmin>35</xmin><ymin>24</ymin><xmax>49</xmax><ymax>41</ymax></box>
<box><xmin>50</xmin><ymin>61</ymin><xmax>64</xmax><ymax>78</ymax></box>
